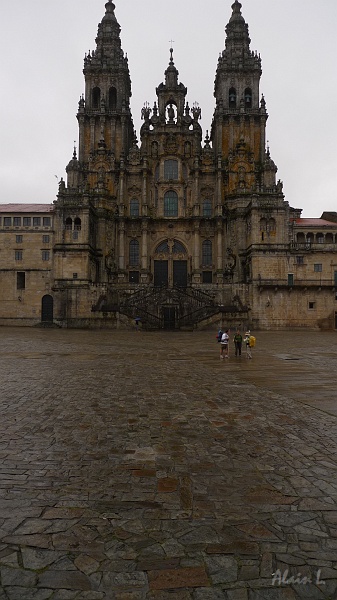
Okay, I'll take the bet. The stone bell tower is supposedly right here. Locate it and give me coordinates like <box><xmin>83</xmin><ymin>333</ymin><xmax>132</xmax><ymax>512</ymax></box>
<box><xmin>211</xmin><ymin>0</ymin><xmax>278</xmax><ymax>195</ymax></box>
<box><xmin>53</xmin><ymin>1</ymin><xmax>135</xmax><ymax>317</ymax></box>
<box><xmin>78</xmin><ymin>0</ymin><xmax>134</xmax><ymax>168</ymax></box>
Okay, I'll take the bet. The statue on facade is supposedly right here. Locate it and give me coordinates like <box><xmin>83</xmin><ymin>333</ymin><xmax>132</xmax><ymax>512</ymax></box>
<box><xmin>105</xmin><ymin>249</ymin><xmax>118</xmax><ymax>282</ymax></box>
<box><xmin>223</xmin><ymin>247</ymin><xmax>237</xmax><ymax>280</ymax></box>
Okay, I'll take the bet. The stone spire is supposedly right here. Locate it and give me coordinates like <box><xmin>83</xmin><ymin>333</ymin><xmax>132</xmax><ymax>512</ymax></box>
<box><xmin>155</xmin><ymin>48</ymin><xmax>187</xmax><ymax>122</ymax></box>
<box><xmin>211</xmin><ymin>0</ymin><xmax>275</xmax><ymax>191</ymax></box>
<box><xmin>221</xmin><ymin>1</ymin><xmax>261</xmax><ymax>74</ymax></box>
<box><xmin>213</xmin><ymin>1</ymin><xmax>262</xmax><ymax>112</ymax></box>
<box><xmin>77</xmin><ymin>1</ymin><xmax>134</xmax><ymax>163</ymax></box>
<box><xmin>84</xmin><ymin>1</ymin><xmax>128</xmax><ymax>74</ymax></box>
<box><xmin>164</xmin><ymin>48</ymin><xmax>179</xmax><ymax>89</ymax></box>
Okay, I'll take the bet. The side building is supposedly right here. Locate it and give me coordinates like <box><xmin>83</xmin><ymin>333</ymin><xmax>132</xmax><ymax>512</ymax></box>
<box><xmin>0</xmin><ymin>205</ymin><xmax>54</xmax><ymax>325</ymax></box>
<box><xmin>0</xmin><ymin>0</ymin><xmax>337</xmax><ymax>330</ymax></box>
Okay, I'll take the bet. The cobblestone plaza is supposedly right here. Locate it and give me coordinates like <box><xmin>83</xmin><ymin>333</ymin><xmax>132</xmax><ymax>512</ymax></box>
<box><xmin>1</xmin><ymin>327</ymin><xmax>337</xmax><ymax>599</ymax></box>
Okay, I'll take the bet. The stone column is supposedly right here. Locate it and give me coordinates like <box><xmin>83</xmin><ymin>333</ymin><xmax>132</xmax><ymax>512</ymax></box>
<box><xmin>193</xmin><ymin>223</ymin><xmax>201</xmax><ymax>284</ymax></box>
<box><xmin>90</xmin><ymin>118</ymin><xmax>95</xmax><ymax>154</ymax></box>
<box><xmin>118</xmin><ymin>220</ymin><xmax>125</xmax><ymax>270</ymax></box>
<box><xmin>141</xmin><ymin>220</ymin><xmax>148</xmax><ymax>270</ymax></box>
<box><xmin>217</xmin><ymin>220</ymin><xmax>223</xmax><ymax>271</ymax></box>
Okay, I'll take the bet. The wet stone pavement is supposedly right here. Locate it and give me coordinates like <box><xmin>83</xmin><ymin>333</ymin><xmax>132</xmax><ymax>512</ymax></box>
<box><xmin>1</xmin><ymin>328</ymin><xmax>337</xmax><ymax>599</ymax></box>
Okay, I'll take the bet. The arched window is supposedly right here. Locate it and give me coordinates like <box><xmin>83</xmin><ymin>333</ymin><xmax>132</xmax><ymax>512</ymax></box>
<box><xmin>74</xmin><ymin>217</ymin><xmax>81</xmax><ymax>231</ymax></box>
<box><xmin>164</xmin><ymin>160</ymin><xmax>178</xmax><ymax>180</ymax></box>
<box><xmin>65</xmin><ymin>218</ymin><xmax>72</xmax><ymax>231</ymax></box>
<box><xmin>92</xmin><ymin>87</ymin><xmax>101</xmax><ymax>110</ymax></box>
<box><xmin>326</xmin><ymin>233</ymin><xmax>333</xmax><ymax>244</ymax></box>
<box><xmin>306</xmin><ymin>233</ymin><xmax>314</xmax><ymax>246</ymax></box>
<box><xmin>203</xmin><ymin>199</ymin><xmax>212</xmax><ymax>217</ymax></box>
<box><xmin>260</xmin><ymin>218</ymin><xmax>267</xmax><ymax>231</ymax></box>
<box><xmin>229</xmin><ymin>87</ymin><xmax>236</xmax><ymax>108</ymax></box>
<box><xmin>296</xmin><ymin>232</ymin><xmax>305</xmax><ymax>243</ymax></box>
<box><xmin>244</xmin><ymin>88</ymin><xmax>252</xmax><ymax>109</ymax></box>
<box><xmin>129</xmin><ymin>240</ymin><xmax>139</xmax><ymax>266</ymax></box>
<box><xmin>130</xmin><ymin>199</ymin><xmax>139</xmax><ymax>217</ymax></box>
<box><xmin>172</xmin><ymin>240</ymin><xmax>187</xmax><ymax>254</ymax></box>
<box><xmin>108</xmin><ymin>87</ymin><xmax>117</xmax><ymax>110</ymax></box>
<box><xmin>164</xmin><ymin>191</ymin><xmax>178</xmax><ymax>217</ymax></box>
<box><xmin>156</xmin><ymin>241</ymin><xmax>169</xmax><ymax>254</ymax></box>
<box><xmin>268</xmin><ymin>218</ymin><xmax>276</xmax><ymax>233</ymax></box>
<box><xmin>202</xmin><ymin>240</ymin><xmax>212</xmax><ymax>266</ymax></box>
<box><xmin>316</xmin><ymin>232</ymin><xmax>324</xmax><ymax>244</ymax></box>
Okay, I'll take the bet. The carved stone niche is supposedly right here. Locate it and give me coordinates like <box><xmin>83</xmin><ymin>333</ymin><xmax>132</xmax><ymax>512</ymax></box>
<box><xmin>200</xmin><ymin>186</ymin><xmax>214</xmax><ymax>199</ymax></box>
<box><xmin>128</xmin><ymin>185</ymin><xmax>141</xmax><ymax>197</ymax></box>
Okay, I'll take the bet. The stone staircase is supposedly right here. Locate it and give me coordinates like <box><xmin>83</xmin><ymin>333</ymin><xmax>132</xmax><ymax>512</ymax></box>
<box><xmin>92</xmin><ymin>286</ymin><xmax>248</xmax><ymax>330</ymax></box>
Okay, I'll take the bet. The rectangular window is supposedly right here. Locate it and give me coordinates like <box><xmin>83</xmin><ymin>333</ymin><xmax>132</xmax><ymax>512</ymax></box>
<box><xmin>130</xmin><ymin>199</ymin><xmax>140</xmax><ymax>217</ymax></box>
<box><xmin>4</xmin><ymin>217</ymin><xmax>11</xmax><ymax>226</ymax></box>
<box><xmin>164</xmin><ymin>159</ymin><xmax>178</xmax><ymax>180</ymax></box>
<box><xmin>129</xmin><ymin>271</ymin><xmax>140</xmax><ymax>284</ymax></box>
<box><xmin>15</xmin><ymin>250</ymin><xmax>23</xmax><ymax>261</ymax></box>
<box><xmin>202</xmin><ymin>200</ymin><xmax>212</xmax><ymax>217</ymax></box>
<box><xmin>202</xmin><ymin>271</ymin><xmax>213</xmax><ymax>284</ymax></box>
<box><xmin>42</xmin><ymin>235</ymin><xmax>50</xmax><ymax>243</ymax></box>
<box><xmin>13</xmin><ymin>217</ymin><xmax>21</xmax><ymax>226</ymax></box>
<box><xmin>308</xmin><ymin>301</ymin><xmax>316</xmax><ymax>310</ymax></box>
<box><xmin>42</xmin><ymin>250</ymin><xmax>50</xmax><ymax>261</ymax></box>
<box><xmin>73</xmin><ymin>273</ymin><xmax>78</xmax><ymax>279</ymax></box>
<box><xmin>43</xmin><ymin>217</ymin><xmax>51</xmax><ymax>226</ymax></box>
<box><xmin>23</xmin><ymin>217</ymin><xmax>31</xmax><ymax>226</ymax></box>
<box><xmin>17</xmin><ymin>272</ymin><xmax>25</xmax><ymax>290</ymax></box>
<box><xmin>16</xmin><ymin>235</ymin><xmax>23</xmax><ymax>243</ymax></box>
<box><xmin>314</xmin><ymin>264</ymin><xmax>322</xmax><ymax>272</ymax></box>
<box><xmin>317</xmin><ymin>236</ymin><xmax>324</xmax><ymax>244</ymax></box>
<box><xmin>164</xmin><ymin>191</ymin><xmax>178</xmax><ymax>217</ymax></box>
<box><xmin>129</xmin><ymin>240</ymin><xmax>139</xmax><ymax>266</ymax></box>
<box><xmin>202</xmin><ymin>241</ymin><xmax>212</xmax><ymax>266</ymax></box>
<box><xmin>287</xmin><ymin>273</ymin><xmax>294</xmax><ymax>286</ymax></box>
<box><xmin>296</xmin><ymin>256</ymin><xmax>304</xmax><ymax>265</ymax></box>
<box><xmin>33</xmin><ymin>217</ymin><xmax>41</xmax><ymax>226</ymax></box>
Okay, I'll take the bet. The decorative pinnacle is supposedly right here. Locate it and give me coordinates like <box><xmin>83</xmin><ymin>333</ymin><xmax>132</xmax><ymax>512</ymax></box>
<box><xmin>232</xmin><ymin>0</ymin><xmax>242</xmax><ymax>13</ymax></box>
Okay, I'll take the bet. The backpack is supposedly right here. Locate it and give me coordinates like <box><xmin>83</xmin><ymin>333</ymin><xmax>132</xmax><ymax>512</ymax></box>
<box><xmin>249</xmin><ymin>335</ymin><xmax>256</xmax><ymax>347</ymax></box>
<box><xmin>217</xmin><ymin>330</ymin><xmax>223</xmax><ymax>342</ymax></box>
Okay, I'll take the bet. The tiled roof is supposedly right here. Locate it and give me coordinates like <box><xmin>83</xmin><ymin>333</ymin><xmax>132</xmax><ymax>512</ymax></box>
<box><xmin>0</xmin><ymin>204</ymin><xmax>54</xmax><ymax>213</ymax></box>
<box><xmin>292</xmin><ymin>218</ymin><xmax>337</xmax><ymax>227</ymax></box>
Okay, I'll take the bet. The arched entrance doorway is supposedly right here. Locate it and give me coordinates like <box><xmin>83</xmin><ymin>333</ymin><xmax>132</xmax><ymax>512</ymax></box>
<box><xmin>153</xmin><ymin>239</ymin><xmax>188</xmax><ymax>288</ymax></box>
<box><xmin>41</xmin><ymin>295</ymin><xmax>54</xmax><ymax>323</ymax></box>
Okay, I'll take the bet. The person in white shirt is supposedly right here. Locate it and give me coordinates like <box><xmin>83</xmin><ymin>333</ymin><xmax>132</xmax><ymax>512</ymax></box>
<box><xmin>220</xmin><ymin>330</ymin><xmax>230</xmax><ymax>359</ymax></box>
<box><xmin>244</xmin><ymin>330</ymin><xmax>252</xmax><ymax>359</ymax></box>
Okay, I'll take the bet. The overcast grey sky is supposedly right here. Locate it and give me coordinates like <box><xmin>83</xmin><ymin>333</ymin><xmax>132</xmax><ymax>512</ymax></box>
<box><xmin>0</xmin><ymin>0</ymin><xmax>336</xmax><ymax>217</ymax></box>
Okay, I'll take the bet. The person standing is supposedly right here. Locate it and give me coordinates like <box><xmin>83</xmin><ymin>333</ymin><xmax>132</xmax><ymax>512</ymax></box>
<box><xmin>233</xmin><ymin>329</ymin><xmax>243</xmax><ymax>356</ymax></box>
<box><xmin>244</xmin><ymin>330</ymin><xmax>252</xmax><ymax>359</ymax></box>
<box><xmin>220</xmin><ymin>329</ymin><xmax>230</xmax><ymax>359</ymax></box>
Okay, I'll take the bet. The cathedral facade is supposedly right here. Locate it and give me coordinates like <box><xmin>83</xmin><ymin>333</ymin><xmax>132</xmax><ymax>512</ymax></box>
<box><xmin>1</xmin><ymin>0</ymin><xmax>337</xmax><ymax>330</ymax></box>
